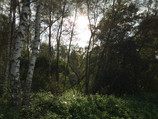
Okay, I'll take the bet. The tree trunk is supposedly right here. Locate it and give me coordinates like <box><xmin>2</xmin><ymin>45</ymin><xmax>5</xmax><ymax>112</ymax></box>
<box><xmin>85</xmin><ymin>0</ymin><xmax>100</xmax><ymax>95</ymax></box>
<box><xmin>10</xmin><ymin>0</ymin><xmax>30</xmax><ymax>108</ymax></box>
<box><xmin>5</xmin><ymin>0</ymin><xmax>17</xmax><ymax>91</ymax></box>
<box><xmin>94</xmin><ymin>0</ymin><xmax>116</xmax><ymax>94</ymax></box>
<box><xmin>56</xmin><ymin>0</ymin><xmax>66</xmax><ymax>85</ymax></box>
<box><xmin>85</xmin><ymin>0</ymin><xmax>93</xmax><ymax>95</ymax></box>
<box><xmin>23</xmin><ymin>0</ymin><xmax>42</xmax><ymax>105</ymax></box>
<box><xmin>5</xmin><ymin>0</ymin><xmax>13</xmax><ymax>90</ymax></box>
<box><xmin>64</xmin><ymin>3</ymin><xmax>78</xmax><ymax>90</ymax></box>
<box><xmin>10</xmin><ymin>0</ymin><xmax>17</xmax><ymax>54</ymax></box>
<box><xmin>48</xmin><ymin>1</ymin><xmax>52</xmax><ymax>72</ymax></box>
<box><xmin>26</xmin><ymin>4</ymin><xmax>31</xmax><ymax>60</ymax></box>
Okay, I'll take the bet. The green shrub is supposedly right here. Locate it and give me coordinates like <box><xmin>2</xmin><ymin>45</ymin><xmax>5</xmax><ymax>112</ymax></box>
<box><xmin>0</xmin><ymin>92</ymin><xmax>157</xmax><ymax>119</ymax></box>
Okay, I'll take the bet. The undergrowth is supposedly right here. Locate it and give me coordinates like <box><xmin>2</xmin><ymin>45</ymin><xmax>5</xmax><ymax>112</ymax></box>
<box><xmin>0</xmin><ymin>91</ymin><xmax>157</xmax><ymax>119</ymax></box>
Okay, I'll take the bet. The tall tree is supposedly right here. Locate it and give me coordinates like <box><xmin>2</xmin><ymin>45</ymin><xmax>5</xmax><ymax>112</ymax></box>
<box><xmin>85</xmin><ymin>0</ymin><xmax>99</xmax><ymax>95</ymax></box>
<box><xmin>4</xmin><ymin>0</ymin><xmax>12</xmax><ymax>90</ymax></box>
<box><xmin>48</xmin><ymin>0</ymin><xmax>53</xmax><ymax>72</ymax></box>
<box><xmin>10</xmin><ymin>0</ymin><xmax>30</xmax><ymax>108</ymax></box>
<box><xmin>23</xmin><ymin>0</ymin><xmax>43</xmax><ymax>105</ymax></box>
<box><xmin>94</xmin><ymin>0</ymin><xmax>116</xmax><ymax>93</ymax></box>
<box><xmin>56</xmin><ymin>0</ymin><xmax>67</xmax><ymax>85</ymax></box>
<box><xmin>0</xmin><ymin>7</ymin><xmax>9</xmax><ymax>95</ymax></box>
<box><xmin>64</xmin><ymin>2</ymin><xmax>78</xmax><ymax>90</ymax></box>
<box><xmin>93</xmin><ymin>0</ymin><xmax>141</xmax><ymax>95</ymax></box>
<box><xmin>5</xmin><ymin>0</ymin><xmax>18</xmax><ymax>89</ymax></box>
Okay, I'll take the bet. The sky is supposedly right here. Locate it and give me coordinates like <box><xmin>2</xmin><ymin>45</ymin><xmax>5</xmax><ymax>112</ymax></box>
<box><xmin>41</xmin><ymin>14</ymin><xmax>91</xmax><ymax>48</ymax></box>
<box><xmin>73</xmin><ymin>15</ymin><xmax>91</xmax><ymax>48</ymax></box>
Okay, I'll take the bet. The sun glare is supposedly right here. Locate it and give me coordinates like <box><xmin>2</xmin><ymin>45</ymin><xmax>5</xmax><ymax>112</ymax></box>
<box><xmin>75</xmin><ymin>15</ymin><xmax>91</xmax><ymax>48</ymax></box>
<box><xmin>76</xmin><ymin>15</ymin><xmax>89</xmax><ymax>30</ymax></box>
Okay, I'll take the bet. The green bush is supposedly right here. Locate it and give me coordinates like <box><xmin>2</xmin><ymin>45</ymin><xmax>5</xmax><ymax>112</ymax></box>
<box><xmin>0</xmin><ymin>92</ymin><xmax>157</xmax><ymax>119</ymax></box>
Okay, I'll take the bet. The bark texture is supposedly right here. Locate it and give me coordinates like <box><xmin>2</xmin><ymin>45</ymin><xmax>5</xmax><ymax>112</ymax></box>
<box><xmin>23</xmin><ymin>0</ymin><xmax>42</xmax><ymax>105</ymax></box>
<box><xmin>5</xmin><ymin>0</ymin><xmax>17</xmax><ymax>88</ymax></box>
<box><xmin>10</xmin><ymin>0</ymin><xmax>30</xmax><ymax>108</ymax></box>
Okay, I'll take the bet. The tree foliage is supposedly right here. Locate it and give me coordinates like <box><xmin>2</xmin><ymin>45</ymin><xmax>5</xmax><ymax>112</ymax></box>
<box><xmin>0</xmin><ymin>0</ymin><xmax>157</xmax><ymax>113</ymax></box>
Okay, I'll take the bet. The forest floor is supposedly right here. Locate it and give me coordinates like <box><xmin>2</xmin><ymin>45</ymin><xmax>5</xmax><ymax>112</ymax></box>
<box><xmin>0</xmin><ymin>91</ymin><xmax>158</xmax><ymax>119</ymax></box>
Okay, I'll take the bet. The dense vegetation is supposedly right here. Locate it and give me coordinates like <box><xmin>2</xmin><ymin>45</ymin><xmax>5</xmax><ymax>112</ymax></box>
<box><xmin>0</xmin><ymin>0</ymin><xmax>158</xmax><ymax>118</ymax></box>
<box><xmin>0</xmin><ymin>91</ymin><xmax>158</xmax><ymax>119</ymax></box>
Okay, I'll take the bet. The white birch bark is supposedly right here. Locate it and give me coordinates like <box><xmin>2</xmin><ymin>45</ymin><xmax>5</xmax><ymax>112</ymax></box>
<box><xmin>10</xmin><ymin>0</ymin><xmax>30</xmax><ymax>108</ymax></box>
<box><xmin>23</xmin><ymin>0</ymin><xmax>42</xmax><ymax>105</ymax></box>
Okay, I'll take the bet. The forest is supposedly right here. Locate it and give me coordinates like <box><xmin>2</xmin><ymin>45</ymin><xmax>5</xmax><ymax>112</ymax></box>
<box><xmin>0</xmin><ymin>0</ymin><xmax>158</xmax><ymax>118</ymax></box>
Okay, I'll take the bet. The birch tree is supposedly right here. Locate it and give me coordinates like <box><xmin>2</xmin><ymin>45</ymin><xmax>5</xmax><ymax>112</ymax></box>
<box><xmin>5</xmin><ymin>0</ymin><xmax>17</xmax><ymax>89</ymax></box>
<box><xmin>23</xmin><ymin>0</ymin><xmax>43</xmax><ymax>105</ymax></box>
<box><xmin>10</xmin><ymin>0</ymin><xmax>30</xmax><ymax>108</ymax></box>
